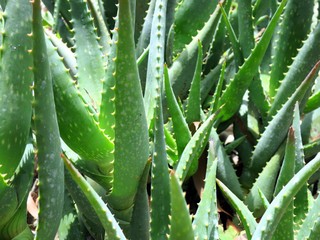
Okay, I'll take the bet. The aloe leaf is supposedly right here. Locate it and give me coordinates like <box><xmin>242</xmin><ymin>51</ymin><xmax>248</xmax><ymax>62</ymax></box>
<box><xmin>175</xmin><ymin>112</ymin><xmax>217</xmax><ymax>182</ymax></box>
<box><xmin>169</xmin><ymin>171</ymin><xmax>194</xmax><ymax>240</ymax></box>
<box><xmin>269</xmin><ymin>23</ymin><xmax>320</xmax><ymax>117</ymax></box>
<box><xmin>164</xmin><ymin>0</ymin><xmax>176</xmax><ymax>66</ymax></box>
<box><xmin>185</xmin><ymin>40</ymin><xmax>202</xmax><ymax>125</ymax></box>
<box><xmin>164</xmin><ymin>125</ymin><xmax>178</xmax><ymax>164</ymax></box>
<box><xmin>224</xmin><ymin>135</ymin><xmax>246</xmax><ymax>155</ymax></box>
<box><xmin>296</xmin><ymin>192</ymin><xmax>320</xmax><ymax>239</ymax></box>
<box><xmin>164</xmin><ymin>64</ymin><xmax>191</xmax><ymax>157</ymax></box>
<box><xmin>136</xmin><ymin>0</ymin><xmax>156</xmax><ymax>91</ymax></box>
<box><xmin>304</xmin><ymin>90</ymin><xmax>320</xmax><ymax>113</ymax></box>
<box><xmin>100</xmin><ymin>9</ymin><xmax>118</xmax><ymax>140</ymax></box>
<box><xmin>150</xmin><ymin>79</ymin><xmax>171</xmax><ymax>239</ymax></box>
<box><xmin>201</xmin><ymin>62</ymin><xmax>223</xmax><ymax>105</ymax></box>
<box><xmin>237</xmin><ymin>0</ymin><xmax>254</xmax><ymax>58</ymax></box>
<box><xmin>230</xmin><ymin>0</ymin><xmax>270</xmax><ymax>124</ymax></box>
<box><xmin>137</xmin><ymin>45</ymin><xmax>150</xmax><ymax>66</ymax></box>
<box><xmin>134</xmin><ymin>0</ymin><xmax>149</xmax><ymax>43</ymax></box>
<box><xmin>64</xmin><ymin>164</ymin><xmax>104</xmax><ymax>240</ymax></box>
<box><xmin>210</xmin><ymin>127</ymin><xmax>244</xmax><ymax>200</ymax></box>
<box><xmin>87</xmin><ymin>0</ymin><xmax>111</xmax><ymax>56</ymax></box>
<box><xmin>193</xmin><ymin>142</ymin><xmax>219</xmax><ymax>240</ymax></box>
<box><xmin>308</xmin><ymin>218</ymin><xmax>320</xmax><ymax>240</ymax></box>
<box><xmin>129</xmin><ymin>160</ymin><xmax>151</xmax><ymax>240</ymax></box>
<box><xmin>69</xmin><ymin>0</ymin><xmax>105</xmax><ymax>111</ymax></box>
<box><xmin>0</xmin><ymin>0</ymin><xmax>33</xmax><ymax>179</ymax></box>
<box><xmin>144</xmin><ymin>0</ymin><xmax>168</xmax><ymax>127</ymax></box>
<box><xmin>241</xmin><ymin>60</ymin><xmax>320</xmax><ymax>188</ymax></box>
<box><xmin>244</xmin><ymin>143</ymin><xmax>285</xmax><ymax>218</ymax></box>
<box><xmin>273</xmin><ymin>127</ymin><xmax>296</xmax><ymax>240</ymax></box>
<box><xmin>219</xmin><ymin>3</ymin><xmax>242</xmax><ymax>67</ymax></box>
<box><xmin>251</xmin><ymin>153</ymin><xmax>320</xmax><ymax>240</ymax></box>
<box><xmin>168</xmin><ymin>0</ymin><xmax>224</xmax><ymax>103</ymax></box>
<box><xmin>32</xmin><ymin>1</ymin><xmax>64</xmax><ymax>239</ymax></box>
<box><xmin>217</xmin><ymin>180</ymin><xmax>257</xmax><ymax>240</ymax></box>
<box><xmin>12</xmin><ymin>227</ymin><xmax>33</xmax><ymax>240</ymax></box>
<box><xmin>216</xmin><ymin>0</ymin><xmax>288</xmax><ymax>122</ymax></box>
<box><xmin>0</xmin><ymin>187</ymin><xmax>17</xmax><ymax>228</ymax></box>
<box><xmin>11</xmin><ymin>142</ymin><xmax>34</xmax><ymax>206</ymax></box>
<box><xmin>203</xmin><ymin>0</ymin><xmax>232</xmax><ymax>74</ymax></box>
<box><xmin>172</xmin><ymin>0</ymin><xmax>219</xmax><ymax>56</ymax></box>
<box><xmin>209</xmin><ymin>60</ymin><xmax>226</xmax><ymax>115</ymax></box>
<box><xmin>107</xmin><ymin>0</ymin><xmax>149</xmax><ymax>222</ymax></box>
<box><xmin>257</xmin><ymin>187</ymin><xmax>270</xmax><ymax>210</ymax></box>
<box><xmin>269</xmin><ymin>0</ymin><xmax>314</xmax><ymax>98</ymax></box>
<box><xmin>47</xmin><ymin>37</ymin><xmax>114</xmax><ymax>180</ymax></box>
<box><xmin>304</xmin><ymin>139</ymin><xmax>320</xmax><ymax>159</ymax></box>
<box><xmin>292</xmin><ymin>103</ymin><xmax>309</xmax><ymax>231</ymax></box>
<box><xmin>63</xmin><ymin>155</ymin><xmax>125</xmax><ymax>240</ymax></box>
<box><xmin>46</xmin><ymin>29</ymin><xmax>77</xmax><ymax>78</ymax></box>
<box><xmin>0</xmin><ymin>196</ymin><xmax>29</xmax><ymax>240</ymax></box>
<box><xmin>52</xmin><ymin>0</ymin><xmax>61</xmax><ymax>32</ymax></box>
<box><xmin>58</xmin><ymin>187</ymin><xmax>84</xmax><ymax>240</ymax></box>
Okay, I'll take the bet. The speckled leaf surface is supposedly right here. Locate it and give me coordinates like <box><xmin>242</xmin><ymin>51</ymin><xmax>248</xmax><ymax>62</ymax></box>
<box><xmin>63</xmin><ymin>155</ymin><xmax>125</xmax><ymax>240</ymax></box>
<box><xmin>69</xmin><ymin>0</ymin><xmax>105</xmax><ymax>111</ymax></box>
<box><xmin>252</xmin><ymin>153</ymin><xmax>320</xmax><ymax>240</ymax></box>
<box><xmin>32</xmin><ymin>0</ymin><xmax>64</xmax><ymax>239</ymax></box>
<box><xmin>0</xmin><ymin>0</ymin><xmax>33</xmax><ymax>179</ymax></box>
<box><xmin>169</xmin><ymin>172</ymin><xmax>194</xmax><ymax>240</ymax></box>
<box><xmin>47</xmin><ymin>37</ymin><xmax>114</xmax><ymax>180</ymax></box>
<box><xmin>172</xmin><ymin>0</ymin><xmax>219</xmax><ymax>56</ymax></box>
<box><xmin>107</xmin><ymin>0</ymin><xmax>149</xmax><ymax>222</ymax></box>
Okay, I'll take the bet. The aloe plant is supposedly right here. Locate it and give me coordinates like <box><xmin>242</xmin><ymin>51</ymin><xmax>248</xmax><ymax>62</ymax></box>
<box><xmin>1</xmin><ymin>0</ymin><xmax>320</xmax><ymax>239</ymax></box>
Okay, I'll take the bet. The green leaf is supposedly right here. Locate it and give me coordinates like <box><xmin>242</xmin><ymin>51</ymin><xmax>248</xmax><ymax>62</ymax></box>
<box><xmin>168</xmin><ymin>0</ymin><xmax>224</xmax><ymax>104</ymax></box>
<box><xmin>63</xmin><ymin>155</ymin><xmax>125</xmax><ymax>240</ymax></box>
<box><xmin>64</xmin><ymin>164</ymin><xmax>104</xmax><ymax>240</ymax></box>
<box><xmin>241</xmin><ymin>60</ymin><xmax>320</xmax><ymax>188</ymax></box>
<box><xmin>269</xmin><ymin>23</ymin><xmax>320</xmax><ymax>117</ymax></box>
<box><xmin>304</xmin><ymin>90</ymin><xmax>320</xmax><ymax>113</ymax></box>
<box><xmin>169</xmin><ymin>172</ymin><xmax>194</xmax><ymax>240</ymax></box>
<box><xmin>144</xmin><ymin>0</ymin><xmax>168</xmax><ymax>127</ymax></box>
<box><xmin>32</xmin><ymin>0</ymin><xmax>64</xmax><ymax>238</ymax></box>
<box><xmin>269</xmin><ymin>0</ymin><xmax>314</xmax><ymax>98</ymax></box>
<box><xmin>273</xmin><ymin>127</ymin><xmax>296</xmax><ymax>240</ymax></box>
<box><xmin>47</xmin><ymin>37</ymin><xmax>114</xmax><ymax>182</ymax></box>
<box><xmin>292</xmin><ymin>103</ymin><xmax>309</xmax><ymax>232</ymax></box>
<box><xmin>252</xmin><ymin>153</ymin><xmax>320</xmax><ymax>240</ymax></box>
<box><xmin>175</xmin><ymin>112</ymin><xmax>217</xmax><ymax>182</ymax></box>
<box><xmin>186</xmin><ymin>40</ymin><xmax>202</xmax><ymax>125</ymax></box>
<box><xmin>172</xmin><ymin>0</ymin><xmax>219</xmax><ymax>56</ymax></box>
<box><xmin>150</xmin><ymin>75</ymin><xmax>171</xmax><ymax>239</ymax></box>
<box><xmin>193</xmin><ymin>142</ymin><xmax>219</xmax><ymax>240</ymax></box>
<box><xmin>210</xmin><ymin>128</ymin><xmax>244</xmax><ymax>200</ymax></box>
<box><xmin>216</xmin><ymin>0</ymin><xmax>288</xmax><ymax>122</ymax></box>
<box><xmin>296</xmin><ymin>192</ymin><xmax>320</xmax><ymax>239</ymax></box>
<box><xmin>129</xmin><ymin>160</ymin><xmax>151</xmax><ymax>240</ymax></box>
<box><xmin>164</xmin><ymin>64</ymin><xmax>191</xmax><ymax>157</ymax></box>
<box><xmin>219</xmin><ymin>3</ymin><xmax>242</xmax><ymax>67</ymax></box>
<box><xmin>217</xmin><ymin>180</ymin><xmax>257</xmax><ymax>240</ymax></box>
<box><xmin>244</xmin><ymin>143</ymin><xmax>285</xmax><ymax>218</ymax></box>
<box><xmin>0</xmin><ymin>0</ymin><xmax>33</xmax><ymax>179</ymax></box>
<box><xmin>107</xmin><ymin>0</ymin><xmax>149</xmax><ymax>222</ymax></box>
<box><xmin>69</xmin><ymin>0</ymin><xmax>105</xmax><ymax>111</ymax></box>
<box><xmin>58</xmin><ymin>187</ymin><xmax>84</xmax><ymax>240</ymax></box>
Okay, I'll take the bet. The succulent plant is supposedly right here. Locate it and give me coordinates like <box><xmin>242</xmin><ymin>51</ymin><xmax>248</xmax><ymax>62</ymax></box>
<box><xmin>0</xmin><ymin>0</ymin><xmax>320</xmax><ymax>239</ymax></box>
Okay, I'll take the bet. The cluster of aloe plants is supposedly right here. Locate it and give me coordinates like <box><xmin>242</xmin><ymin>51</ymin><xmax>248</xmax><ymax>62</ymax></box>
<box><xmin>1</xmin><ymin>0</ymin><xmax>320</xmax><ymax>239</ymax></box>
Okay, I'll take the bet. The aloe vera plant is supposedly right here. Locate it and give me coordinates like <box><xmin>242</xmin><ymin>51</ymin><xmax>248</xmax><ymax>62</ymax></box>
<box><xmin>1</xmin><ymin>0</ymin><xmax>320</xmax><ymax>239</ymax></box>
